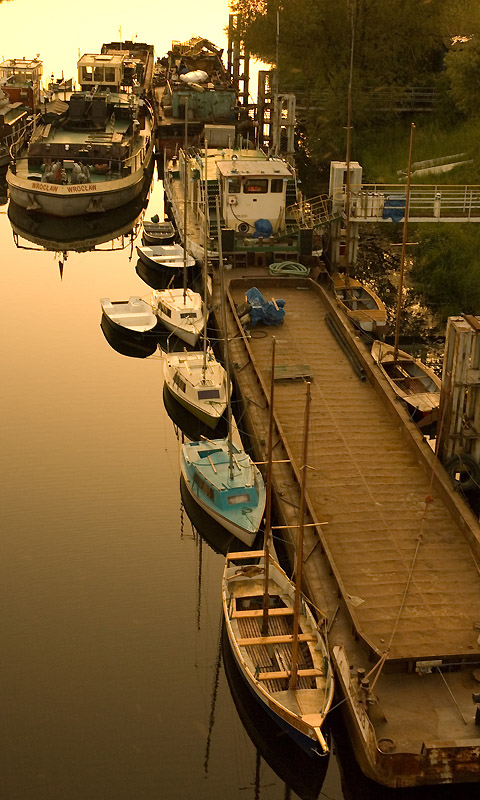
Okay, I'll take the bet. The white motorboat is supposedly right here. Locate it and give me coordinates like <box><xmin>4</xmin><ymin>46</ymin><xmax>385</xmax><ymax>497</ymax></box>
<box><xmin>136</xmin><ymin>242</ymin><xmax>196</xmax><ymax>272</ymax></box>
<box><xmin>100</xmin><ymin>296</ymin><xmax>158</xmax><ymax>336</ymax></box>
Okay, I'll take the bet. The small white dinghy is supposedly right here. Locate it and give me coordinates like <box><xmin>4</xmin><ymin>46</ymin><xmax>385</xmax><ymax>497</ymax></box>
<box><xmin>100</xmin><ymin>297</ymin><xmax>158</xmax><ymax>336</ymax></box>
<box><xmin>142</xmin><ymin>218</ymin><xmax>176</xmax><ymax>246</ymax></box>
<box><xmin>136</xmin><ymin>243</ymin><xmax>196</xmax><ymax>271</ymax></box>
<box><xmin>163</xmin><ymin>348</ymin><xmax>230</xmax><ymax>429</ymax></box>
<box><xmin>153</xmin><ymin>287</ymin><xmax>205</xmax><ymax>347</ymax></box>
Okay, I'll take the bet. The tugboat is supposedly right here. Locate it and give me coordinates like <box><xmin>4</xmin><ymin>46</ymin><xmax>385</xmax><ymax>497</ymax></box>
<box><xmin>7</xmin><ymin>47</ymin><xmax>155</xmax><ymax>217</ymax></box>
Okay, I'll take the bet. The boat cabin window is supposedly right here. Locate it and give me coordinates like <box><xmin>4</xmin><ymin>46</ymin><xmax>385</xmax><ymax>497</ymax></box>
<box><xmin>243</xmin><ymin>179</ymin><xmax>268</xmax><ymax>194</ymax></box>
<box><xmin>227</xmin><ymin>492</ymin><xmax>251</xmax><ymax>505</ymax></box>
<box><xmin>104</xmin><ymin>67</ymin><xmax>116</xmax><ymax>83</ymax></box>
<box><xmin>173</xmin><ymin>374</ymin><xmax>186</xmax><ymax>393</ymax></box>
<box><xmin>271</xmin><ymin>178</ymin><xmax>283</xmax><ymax>193</ymax></box>
<box><xmin>180</xmin><ymin>311</ymin><xmax>197</xmax><ymax>319</ymax></box>
<box><xmin>193</xmin><ymin>472</ymin><xmax>214</xmax><ymax>501</ymax></box>
<box><xmin>199</xmin><ymin>448</ymin><xmax>222</xmax><ymax>458</ymax></box>
<box><xmin>82</xmin><ymin>66</ymin><xmax>93</xmax><ymax>82</ymax></box>
<box><xmin>158</xmin><ymin>302</ymin><xmax>171</xmax><ymax>318</ymax></box>
<box><xmin>198</xmin><ymin>389</ymin><xmax>221</xmax><ymax>400</ymax></box>
<box><xmin>228</xmin><ymin>177</ymin><xmax>241</xmax><ymax>194</ymax></box>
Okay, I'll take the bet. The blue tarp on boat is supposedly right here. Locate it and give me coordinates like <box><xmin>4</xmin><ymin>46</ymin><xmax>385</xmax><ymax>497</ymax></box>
<box><xmin>382</xmin><ymin>194</ymin><xmax>406</xmax><ymax>223</ymax></box>
<box><xmin>246</xmin><ymin>286</ymin><xmax>285</xmax><ymax>327</ymax></box>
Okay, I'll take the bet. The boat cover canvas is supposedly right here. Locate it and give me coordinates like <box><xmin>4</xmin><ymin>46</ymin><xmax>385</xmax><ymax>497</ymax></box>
<box><xmin>246</xmin><ymin>286</ymin><xmax>285</xmax><ymax>327</ymax></box>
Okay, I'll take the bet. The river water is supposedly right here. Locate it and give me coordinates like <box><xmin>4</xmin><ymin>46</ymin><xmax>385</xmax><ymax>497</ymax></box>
<box><xmin>1</xmin><ymin>5</ymin><xmax>480</xmax><ymax>795</ymax></box>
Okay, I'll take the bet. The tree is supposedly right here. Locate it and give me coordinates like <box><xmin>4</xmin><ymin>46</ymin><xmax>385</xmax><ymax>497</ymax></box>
<box><xmin>410</xmin><ymin>225</ymin><xmax>480</xmax><ymax>319</ymax></box>
<box><xmin>445</xmin><ymin>36</ymin><xmax>480</xmax><ymax>116</ymax></box>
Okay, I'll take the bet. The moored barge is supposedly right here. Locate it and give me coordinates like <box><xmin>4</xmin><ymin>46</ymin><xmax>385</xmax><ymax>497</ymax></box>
<box><xmin>214</xmin><ymin>270</ymin><xmax>480</xmax><ymax>788</ymax></box>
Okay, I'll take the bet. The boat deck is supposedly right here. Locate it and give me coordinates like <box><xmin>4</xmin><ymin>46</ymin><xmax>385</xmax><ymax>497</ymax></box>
<box><xmin>216</xmin><ymin>272</ymin><xmax>480</xmax><ymax>759</ymax></box>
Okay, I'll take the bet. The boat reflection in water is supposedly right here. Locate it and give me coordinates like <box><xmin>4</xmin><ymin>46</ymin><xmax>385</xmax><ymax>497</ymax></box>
<box><xmin>135</xmin><ymin>255</ymin><xmax>202</xmax><ymax>293</ymax></box>
<box><xmin>8</xmin><ymin>193</ymin><xmax>147</xmax><ymax>255</ymax></box>
<box><xmin>0</xmin><ymin>167</ymin><xmax>7</xmax><ymax>206</ymax></box>
<box><xmin>222</xmin><ymin>622</ymin><xmax>330</xmax><ymax>800</ymax></box>
<box><xmin>100</xmin><ymin>314</ymin><xmax>160</xmax><ymax>359</ymax></box>
<box><xmin>163</xmin><ymin>382</ymin><xmax>228</xmax><ymax>444</ymax></box>
<box><xmin>8</xmin><ymin>159</ymin><xmax>154</xmax><ymax>255</ymax></box>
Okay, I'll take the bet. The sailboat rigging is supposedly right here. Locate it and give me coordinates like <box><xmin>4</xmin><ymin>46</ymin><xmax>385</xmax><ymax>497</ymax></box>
<box><xmin>222</xmin><ymin>371</ymin><xmax>334</xmax><ymax>754</ymax></box>
<box><xmin>162</xmin><ymin>161</ymin><xmax>230</xmax><ymax>428</ymax></box>
<box><xmin>333</xmin><ymin>11</ymin><xmax>388</xmax><ymax>335</ymax></box>
<box><xmin>370</xmin><ymin>122</ymin><xmax>441</xmax><ymax>422</ymax></box>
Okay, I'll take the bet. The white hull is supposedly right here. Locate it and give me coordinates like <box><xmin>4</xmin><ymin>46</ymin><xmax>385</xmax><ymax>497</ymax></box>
<box><xmin>7</xmin><ymin>140</ymin><xmax>154</xmax><ymax>217</ymax></box>
<box><xmin>163</xmin><ymin>350</ymin><xmax>228</xmax><ymax>427</ymax></box>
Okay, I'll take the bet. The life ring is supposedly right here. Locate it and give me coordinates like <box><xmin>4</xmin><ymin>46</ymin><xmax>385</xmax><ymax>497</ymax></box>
<box><xmin>444</xmin><ymin>454</ymin><xmax>480</xmax><ymax>492</ymax></box>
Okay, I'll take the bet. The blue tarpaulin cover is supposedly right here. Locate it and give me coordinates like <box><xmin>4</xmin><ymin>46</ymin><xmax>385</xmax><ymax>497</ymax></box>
<box><xmin>252</xmin><ymin>218</ymin><xmax>274</xmax><ymax>238</ymax></box>
<box><xmin>382</xmin><ymin>194</ymin><xmax>406</xmax><ymax>223</ymax></box>
<box><xmin>246</xmin><ymin>286</ymin><xmax>285</xmax><ymax>327</ymax></box>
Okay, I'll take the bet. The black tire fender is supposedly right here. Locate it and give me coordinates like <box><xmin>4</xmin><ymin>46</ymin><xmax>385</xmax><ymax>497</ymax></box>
<box><xmin>444</xmin><ymin>454</ymin><xmax>480</xmax><ymax>492</ymax></box>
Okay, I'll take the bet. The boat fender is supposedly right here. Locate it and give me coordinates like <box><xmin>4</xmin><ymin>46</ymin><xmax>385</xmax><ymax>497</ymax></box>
<box><xmin>444</xmin><ymin>453</ymin><xmax>480</xmax><ymax>492</ymax></box>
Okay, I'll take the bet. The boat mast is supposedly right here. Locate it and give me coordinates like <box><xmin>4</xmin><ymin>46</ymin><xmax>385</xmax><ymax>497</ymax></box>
<box><xmin>183</xmin><ymin>96</ymin><xmax>189</xmax><ymax>302</ymax></box>
<box><xmin>216</xmin><ymin>197</ymin><xmax>234</xmax><ymax>480</ymax></box>
<box><xmin>261</xmin><ymin>337</ymin><xmax>276</xmax><ymax>636</ymax></box>
<box><xmin>393</xmin><ymin>121</ymin><xmax>415</xmax><ymax>363</ymax></box>
<box><xmin>289</xmin><ymin>381</ymin><xmax>312</xmax><ymax>690</ymax></box>
<box><xmin>344</xmin><ymin>6</ymin><xmax>354</xmax><ymax>283</ymax></box>
<box><xmin>202</xmin><ymin>136</ymin><xmax>209</xmax><ymax>383</ymax></box>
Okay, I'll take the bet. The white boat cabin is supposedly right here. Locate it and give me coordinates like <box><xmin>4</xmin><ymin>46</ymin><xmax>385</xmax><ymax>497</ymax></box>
<box><xmin>175</xmin><ymin>146</ymin><xmax>296</xmax><ymax>238</ymax></box>
<box><xmin>77</xmin><ymin>53</ymin><xmax>143</xmax><ymax>94</ymax></box>
<box><xmin>218</xmin><ymin>153</ymin><xmax>293</xmax><ymax>235</ymax></box>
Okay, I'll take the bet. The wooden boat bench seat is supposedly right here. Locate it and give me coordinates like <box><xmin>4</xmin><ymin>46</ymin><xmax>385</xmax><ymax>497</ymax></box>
<box><xmin>237</xmin><ymin>633</ymin><xmax>316</xmax><ymax>646</ymax></box>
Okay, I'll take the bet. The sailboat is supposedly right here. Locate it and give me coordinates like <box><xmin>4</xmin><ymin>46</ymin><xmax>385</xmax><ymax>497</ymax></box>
<box><xmin>222</xmin><ymin>365</ymin><xmax>334</xmax><ymax>755</ymax></box>
<box><xmin>163</xmin><ymin>168</ymin><xmax>230</xmax><ymax>429</ymax></box>
<box><xmin>180</xmin><ymin>201</ymin><xmax>266</xmax><ymax>546</ymax></box>
<box><xmin>370</xmin><ymin>123</ymin><xmax>442</xmax><ymax>423</ymax></box>
<box><xmin>151</xmin><ymin>148</ymin><xmax>205</xmax><ymax>347</ymax></box>
<box><xmin>152</xmin><ymin>285</ymin><xmax>204</xmax><ymax>347</ymax></box>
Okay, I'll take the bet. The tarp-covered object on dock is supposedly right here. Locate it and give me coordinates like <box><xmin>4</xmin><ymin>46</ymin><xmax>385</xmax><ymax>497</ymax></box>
<box><xmin>246</xmin><ymin>286</ymin><xmax>285</xmax><ymax>327</ymax></box>
<box><xmin>382</xmin><ymin>194</ymin><xmax>405</xmax><ymax>223</ymax></box>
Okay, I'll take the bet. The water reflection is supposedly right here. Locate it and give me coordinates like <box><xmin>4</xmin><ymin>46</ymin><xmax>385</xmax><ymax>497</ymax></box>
<box><xmin>163</xmin><ymin>383</ymin><xmax>228</xmax><ymax>442</ymax></box>
<box><xmin>100</xmin><ymin>313</ymin><xmax>160</xmax><ymax>358</ymax></box>
<box><xmin>8</xmin><ymin>183</ymin><xmax>151</xmax><ymax>255</ymax></box>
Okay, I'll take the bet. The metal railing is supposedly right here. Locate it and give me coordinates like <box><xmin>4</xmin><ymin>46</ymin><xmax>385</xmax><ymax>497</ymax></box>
<box><xmin>333</xmin><ymin>183</ymin><xmax>480</xmax><ymax>222</ymax></box>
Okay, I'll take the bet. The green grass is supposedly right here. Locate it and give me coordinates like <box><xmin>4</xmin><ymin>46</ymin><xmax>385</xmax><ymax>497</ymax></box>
<box><xmin>354</xmin><ymin>116</ymin><xmax>480</xmax><ymax>185</ymax></box>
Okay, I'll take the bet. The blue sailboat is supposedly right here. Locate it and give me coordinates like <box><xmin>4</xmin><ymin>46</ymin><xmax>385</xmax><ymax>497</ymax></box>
<box><xmin>180</xmin><ymin>438</ymin><xmax>266</xmax><ymax>546</ymax></box>
<box><xmin>180</xmin><ymin>200</ymin><xmax>266</xmax><ymax>546</ymax></box>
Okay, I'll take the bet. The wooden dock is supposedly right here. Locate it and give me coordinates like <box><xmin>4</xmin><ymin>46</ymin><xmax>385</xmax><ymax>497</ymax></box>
<box><xmin>213</xmin><ymin>271</ymin><xmax>480</xmax><ymax>788</ymax></box>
